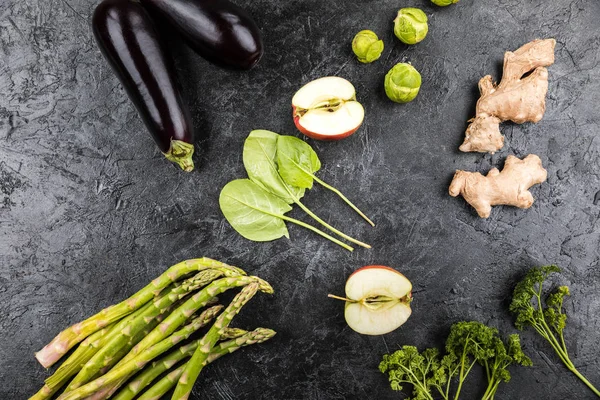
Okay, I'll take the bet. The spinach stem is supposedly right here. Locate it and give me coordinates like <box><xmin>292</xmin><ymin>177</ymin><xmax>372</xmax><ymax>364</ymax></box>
<box><xmin>294</xmin><ymin>199</ymin><xmax>371</xmax><ymax>249</ymax></box>
<box><xmin>277</xmin><ymin>214</ymin><xmax>354</xmax><ymax>251</ymax></box>
<box><xmin>312</xmin><ymin>175</ymin><xmax>375</xmax><ymax>227</ymax></box>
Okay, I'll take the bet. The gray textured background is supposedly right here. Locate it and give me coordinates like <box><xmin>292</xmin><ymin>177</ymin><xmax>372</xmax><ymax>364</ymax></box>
<box><xmin>1</xmin><ymin>0</ymin><xmax>599</xmax><ymax>399</ymax></box>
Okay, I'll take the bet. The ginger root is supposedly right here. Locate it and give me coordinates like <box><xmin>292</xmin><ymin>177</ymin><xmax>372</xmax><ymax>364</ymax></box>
<box><xmin>460</xmin><ymin>39</ymin><xmax>556</xmax><ymax>153</ymax></box>
<box><xmin>449</xmin><ymin>154</ymin><xmax>547</xmax><ymax>218</ymax></box>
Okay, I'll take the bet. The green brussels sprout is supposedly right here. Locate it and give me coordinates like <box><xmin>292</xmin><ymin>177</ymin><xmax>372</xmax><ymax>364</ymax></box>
<box><xmin>351</xmin><ymin>30</ymin><xmax>384</xmax><ymax>63</ymax></box>
<box><xmin>431</xmin><ymin>0</ymin><xmax>459</xmax><ymax>6</ymax></box>
<box><xmin>384</xmin><ymin>63</ymin><xmax>421</xmax><ymax>103</ymax></box>
<box><xmin>393</xmin><ymin>8</ymin><xmax>428</xmax><ymax>45</ymax></box>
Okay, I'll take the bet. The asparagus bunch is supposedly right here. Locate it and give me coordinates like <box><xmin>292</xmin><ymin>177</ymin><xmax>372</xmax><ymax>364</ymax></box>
<box><xmin>30</xmin><ymin>258</ymin><xmax>275</xmax><ymax>400</ymax></box>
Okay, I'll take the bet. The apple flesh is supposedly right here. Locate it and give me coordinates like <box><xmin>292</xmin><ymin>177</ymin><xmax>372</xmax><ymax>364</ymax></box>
<box><xmin>292</xmin><ymin>76</ymin><xmax>365</xmax><ymax>140</ymax></box>
<box><xmin>330</xmin><ymin>265</ymin><xmax>412</xmax><ymax>335</ymax></box>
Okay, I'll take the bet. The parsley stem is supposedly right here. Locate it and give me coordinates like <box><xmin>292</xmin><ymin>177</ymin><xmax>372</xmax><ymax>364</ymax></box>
<box><xmin>453</xmin><ymin>338</ymin><xmax>476</xmax><ymax>400</ymax></box>
<box><xmin>399</xmin><ymin>364</ymin><xmax>435</xmax><ymax>400</ymax></box>
<box><xmin>481</xmin><ymin>379</ymin><xmax>501</xmax><ymax>400</ymax></box>
<box><xmin>567</xmin><ymin>366</ymin><xmax>600</xmax><ymax>397</ymax></box>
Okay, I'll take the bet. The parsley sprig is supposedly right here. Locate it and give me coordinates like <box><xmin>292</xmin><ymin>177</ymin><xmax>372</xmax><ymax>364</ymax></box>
<box><xmin>509</xmin><ymin>265</ymin><xmax>600</xmax><ymax>397</ymax></box>
<box><xmin>379</xmin><ymin>321</ymin><xmax>531</xmax><ymax>400</ymax></box>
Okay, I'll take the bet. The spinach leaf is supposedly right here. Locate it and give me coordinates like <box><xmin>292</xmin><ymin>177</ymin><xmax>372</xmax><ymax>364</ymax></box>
<box><xmin>276</xmin><ymin>135</ymin><xmax>321</xmax><ymax>189</ymax></box>
<box><xmin>243</xmin><ymin>130</ymin><xmax>305</xmax><ymax>203</ymax></box>
<box><xmin>219</xmin><ymin>179</ymin><xmax>353</xmax><ymax>250</ymax></box>
<box><xmin>276</xmin><ymin>135</ymin><xmax>374</xmax><ymax>226</ymax></box>
<box><xmin>219</xmin><ymin>179</ymin><xmax>291</xmax><ymax>241</ymax></box>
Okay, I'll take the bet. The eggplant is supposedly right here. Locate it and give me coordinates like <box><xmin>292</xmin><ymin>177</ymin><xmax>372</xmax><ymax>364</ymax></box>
<box><xmin>92</xmin><ymin>0</ymin><xmax>195</xmax><ymax>171</ymax></box>
<box><xmin>140</xmin><ymin>0</ymin><xmax>263</xmax><ymax>69</ymax></box>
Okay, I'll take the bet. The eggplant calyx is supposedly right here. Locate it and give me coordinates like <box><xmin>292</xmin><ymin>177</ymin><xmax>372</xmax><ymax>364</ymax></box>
<box><xmin>164</xmin><ymin>140</ymin><xmax>195</xmax><ymax>172</ymax></box>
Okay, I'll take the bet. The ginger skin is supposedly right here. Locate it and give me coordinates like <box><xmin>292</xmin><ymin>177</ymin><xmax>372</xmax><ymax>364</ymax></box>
<box><xmin>449</xmin><ymin>154</ymin><xmax>547</xmax><ymax>218</ymax></box>
<box><xmin>460</xmin><ymin>39</ymin><xmax>556</xmax><ymax>153</ymax></box>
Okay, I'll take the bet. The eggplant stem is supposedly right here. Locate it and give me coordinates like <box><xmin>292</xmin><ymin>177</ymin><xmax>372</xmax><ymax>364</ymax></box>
<box><xmin>164</xmin><ymin>140</ymin><xmax>195</xmax><ymax>172</ymax></box>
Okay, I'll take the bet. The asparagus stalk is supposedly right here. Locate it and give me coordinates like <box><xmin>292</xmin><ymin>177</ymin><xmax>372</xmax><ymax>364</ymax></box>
<box><xmin>118</xmin><ymin>276</ymin><xmax>272</xmax><ymax>366</ymax></box>
<box><xmin>138</xmin><ymin>365</ymin><xmax>184</xmax><ymax>400</ymax></box>
<box><xmin>35</xmin><ymin>258</ymin><xmax>245</xmax><ymax>368</ymax></box>
<box><xmin>207</xmin><ymin>327</ymin><xmax>277</xmax><ymax>361</ymax></box>
<box><xmin>219</xmin><ymin>327</ymin><xmax>249</xmax><ymax>339</ymax></box>
<box><xmin>98</xmin><ymin>319</ymin><xmax>157</xmax><ymax>376</ymax></box>
<box><xmin>56</xmin><ymin>305</ymin><xmax>225</xmax><ymax>400</ymax></box>
<box><xmin>39</xmin><ymin>269</ymin><xmax>224</xmax><ymax>397</ymax></box>
<box><xmin>173</xmin><ymin>283</ymin><xmax>263</xmax><ymax>400</ymax></box>
<box><xmin>65</xmin><ymin>271</ymin><xmax>222</xmax><ymax>392</ymax></box>
<box><xmin>29</xmin><ymin>301</ymin><xmax>156</xmax><ymax>400</ymax></box>
<box><xmin>29</xmin><ymin>326</ymin><xmax>114</xmax><ymax>400</ymax></box>
<box><xmin>112</xmin><ymin>342</ymin><xmax>198</xmax><ymax>400</ymax></box>
<box><xmin>113</xmin><ymin>328</ymin><xmax>276</xmax><ymax>400</ymax></box>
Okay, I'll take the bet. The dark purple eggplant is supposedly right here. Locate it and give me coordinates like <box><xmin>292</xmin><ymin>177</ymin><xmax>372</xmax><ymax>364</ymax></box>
<box><xmin>139</xmin><ymin>0</ymin><xmax>263</xmax><ymax>70</ymax></box>
<box><xmin>92</xmin><ymin>0</ymin><xmax>195</xmax><ymax>171</ymax></box>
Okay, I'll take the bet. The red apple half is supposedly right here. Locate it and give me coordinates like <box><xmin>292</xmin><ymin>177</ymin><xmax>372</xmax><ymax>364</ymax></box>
<box><xmin>292</xmin><ymin>76</ymin><xmax>365</xmax><ymax>140</ymax></box>
<box><xmin>329</xmin><ymin>265</ymin><xmax>412</xmax><ymax>335</ymax></box>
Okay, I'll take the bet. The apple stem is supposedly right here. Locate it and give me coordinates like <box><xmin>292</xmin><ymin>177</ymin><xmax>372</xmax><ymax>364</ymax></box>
<box><xmin>327</xmin><ymin>294</ymin><xmax>356</xmax><ymax>303</ymax></box>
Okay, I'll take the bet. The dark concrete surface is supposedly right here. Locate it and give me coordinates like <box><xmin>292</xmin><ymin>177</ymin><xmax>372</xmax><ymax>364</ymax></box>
<box><xmin>1</xmin><ymin>0</ymin><xmax>600</xmax><ymax>399</ymax></box>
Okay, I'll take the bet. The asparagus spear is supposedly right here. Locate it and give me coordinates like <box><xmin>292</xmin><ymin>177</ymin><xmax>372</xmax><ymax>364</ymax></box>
<box><xmin>113</xmin><ymin>328</ymin><xmax>276</xmax><ymax>400</ymax></box>
<box><xmin>112</xmin><ymin>343</ymin><xmax>197</xmax><ymax>400</ymax></box>
<box><xmin>29</xmin><ymin>326</ymin><xmax>114</xmax><ymax>400</ymax></box>
<box><xmin>173</xmin><ymin>282</ymin><xmax>263</xmax><ymax>400</ymax></box>
<box><xmin>65</xmin><ymin>295</ymin><xmax>175</xmax><ymax>391</ymax></box>
<box><xmin>118</xmin><ymin>276</ymin><xmax>271</xmax><ymax>366</ymax></box>
<box><xmin>35</xmin><ymin>258</ymin><xmax>245</xmax><ymax>368</ymax></box>
<box><xmin>66</xmin><ymin>270</ymin><xmax>223</xmax><ymax>391</ymax></box>
<box><xmin>207</xmin><ymin>327</ymin><xmax>277</xmax><ymax>361</ymax></box>
<box><xmin>219</xmin><ymin>327</ymin><xmax>249</xmax><ymax>339</ymax></box>
<box><xmin>138</xmin><ymin>365</ymin><xmax>184</xmax><ymax>400</ymax></box>
<box><xmin>98</xmin><ymin>318</ymin><xmax>157</xmax><ymax>376</ymax></box>
<box><xmin>56</xmin><ymin>291</ymin><xmax>256</xmax><ymax>400</ymax></box>
<box><xmin>29</xmin><ymin>301</ymin><xmax>155</xmax><ymax>400</ymax></box>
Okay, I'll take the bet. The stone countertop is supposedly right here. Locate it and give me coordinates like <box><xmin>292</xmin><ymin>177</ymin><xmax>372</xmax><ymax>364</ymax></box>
<box><xmin>1</xmin><ymin>0</ymin><xmax>599</xmax><ymax>398</ymax></box>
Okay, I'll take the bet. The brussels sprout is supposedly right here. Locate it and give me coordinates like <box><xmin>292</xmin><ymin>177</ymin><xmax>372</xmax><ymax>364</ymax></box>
<box><xmin>384</xmin><ymin>63</ymin><xmax>421</xmax><ymax>103</ymax></box>
<box><xmin>431</xmin><ymin>0</ymin><xmax>459</xmax><ymax>6</ymax></box>
<box><xmin>351</xmin><ymin>30</ymin><xmax>384</xmax><ymax>63</ymax></box>
<box><xmin>393</xmin><ymin>8</ymin><xmax>428</xmax><ymax>45</ymax></box>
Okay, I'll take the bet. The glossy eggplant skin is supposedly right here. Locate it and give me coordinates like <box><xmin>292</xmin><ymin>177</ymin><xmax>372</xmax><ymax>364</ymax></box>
<box><xmin>140</xmin><ymin>0</ymin><xmax>263</xmax><ymax>70</ymax></box>
<box><xmin>92</xmin><ymin>0</ymin><xmax>195</xmax><ymax>171</ymax></box>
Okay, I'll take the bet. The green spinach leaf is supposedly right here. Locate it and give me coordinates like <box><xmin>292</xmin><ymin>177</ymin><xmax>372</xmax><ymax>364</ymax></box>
<box><xmin>276</xmin><ymin>135</ymin><xmax>321</xmax><ymax>189</ymax></box>
<box><xmin>243</xmin><ymin>130</ymin><xmax>305</xmax><ymax>203</ymax></box>
<box><xmin>219</xmin><ymin>179</ymin><xmax>353</xmax><ymax>250</ymax></box>
<box><xmin>219</xmin><ymin>179</ymin><xmax>291</xmax><ymax>241</ymax></box>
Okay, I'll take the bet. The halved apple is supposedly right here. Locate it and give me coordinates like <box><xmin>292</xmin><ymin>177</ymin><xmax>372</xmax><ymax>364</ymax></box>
<box><xmin>329</xmin><ymin>265</ymin><xmax>412</xmax><ymax>335</ymax></box>
<box><xmin>292</xmin><ymin>76</ymin><xmax>365</xmax><ymax>140</ymax></box>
